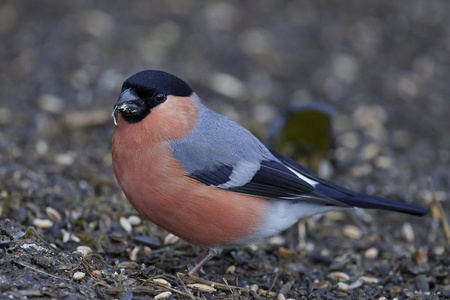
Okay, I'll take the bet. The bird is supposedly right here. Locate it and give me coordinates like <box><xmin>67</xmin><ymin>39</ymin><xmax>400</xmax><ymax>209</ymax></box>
<box><xmin>111</xmin><ymin>70</ymin><xmax>428</xmax><ymax>274</ymax></box>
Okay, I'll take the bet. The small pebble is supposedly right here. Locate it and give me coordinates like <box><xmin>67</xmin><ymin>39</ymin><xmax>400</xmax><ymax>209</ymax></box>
<box><xmin>0</xmin><ymin>108</ymin><xmax>11</xmax><ymax>124</ymax></box>
<box><xmin>45</xmin><ymin>207</ymin><xmax>62</xmax><ymax>222</ymax></box>
<box><xmin>277</xmin><ymin>293</ymin><xmax>286</xmax><ymax>300</ymax></box>
<box><xmin>364</xmin><ymin>247</ymin><xmax>379</xmax><ymax>259</ymax></box>
<box><xmin>153</xmin><ymin>278</ymin><xmax>171</xmax><ymax>287</ymax></box>
<box><xmin>33</xmin><ymin>218</ymin><xmax>54</xmax><ymax>229</ymax></box>
<box><xmin>329</xmin><ymin>272</ymin><xmax>350</xmax><ymax>282</ymax></box>
<box><xmin>127</xmin><ymin>215</ymin><xmax>141</xmax><ymax>225</ymax></box>
<box><xmin>154</xmin><ymin>291</ymin><xmax>172</xmax><ymax>300</ymax></box>
<box><xmin>120</xmin><ymin>217</ymin><xmax>132</xmax><ymax>233</ymax></box>
<box><xmin>416</xmin><ymin>274</ymin><xmax>429</xmax><ymax>292</ymax></box>
<box><xmin>343</xmin><ymin>225</ymin><xmax>362</xmax><ymax>240</ymax></box>
<box><xmin>131</xmin><ymin>236</ymin><xmax>161</xmax><ymax>248</ymax></box>
<box><xmin>187</xmin><ymin>283</ymin><xmax>217</xmax><ymax>293</ymax></box>
<box><xmin>163</xmin><ymin>233</ymin><xmax>179</xmax><ymax>245</ymax></box>
<box><xmin>0</xmin><ymin>236</ymin><xmax>11</xmax><ymax>247</ymax></box>
<box><xmin>73</xmin><ymin>272</ymin><xmax>85</xmax><ymax>280</ymax></box>
<box><xmin>402</xmin><ymin>222</ymin><xmax>415</xmax><ymax>243</ymax></box>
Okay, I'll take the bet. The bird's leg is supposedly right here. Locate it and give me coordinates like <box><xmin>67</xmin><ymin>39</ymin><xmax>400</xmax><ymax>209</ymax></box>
<box><xmin>188</xmin><ymin>248</ymin><xmax>221</xmax><ymax>275</ymax></box>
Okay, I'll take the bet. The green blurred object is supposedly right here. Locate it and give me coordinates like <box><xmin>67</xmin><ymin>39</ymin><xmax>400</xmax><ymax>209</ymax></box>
<box><xmin>268</xmin><ymin>102</ymin><xmax>335</xmax><ymax>176</ymax></box>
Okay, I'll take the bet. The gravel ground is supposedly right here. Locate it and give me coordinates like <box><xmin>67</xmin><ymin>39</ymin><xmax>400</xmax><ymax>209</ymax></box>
<box><xmin>0</xmin><ymin>1</ymin><xmax>449</xmax><ymax>299</ymax></box>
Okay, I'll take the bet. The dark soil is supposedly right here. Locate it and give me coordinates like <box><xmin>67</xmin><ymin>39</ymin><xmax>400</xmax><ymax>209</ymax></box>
<box><xmin>1</xmin><ymin>1</ymin><xmax>449</xmax><ymax>299</ymax></box>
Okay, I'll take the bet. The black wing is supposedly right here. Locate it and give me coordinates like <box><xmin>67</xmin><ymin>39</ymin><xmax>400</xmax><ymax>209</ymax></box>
<box><xmin>189</xmin><ymin>157</ymin><xmax>347</xmax><ymax>206</ymax></box>
<box><xmin>271</xmin><ymin>150</ymin><xmax>429</xmax><ymax>216</ymax></box>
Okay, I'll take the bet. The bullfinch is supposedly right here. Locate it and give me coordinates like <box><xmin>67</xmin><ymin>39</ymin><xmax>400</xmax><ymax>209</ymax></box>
<box><xmin>111</xmin><ymin>70</ymin><xmax>428</xmax><ymax>274</ymax></box>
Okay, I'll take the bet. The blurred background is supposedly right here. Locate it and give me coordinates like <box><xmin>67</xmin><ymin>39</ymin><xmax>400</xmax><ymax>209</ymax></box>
<box><xmin>1</xmin><ymin>0</ymin><xmax>449</xmax><ymax>202</ymax></box>
<box><xmin>0</xmin><ymin>1</ymin><xmax>449</xmax><ymax>297</ymax></box>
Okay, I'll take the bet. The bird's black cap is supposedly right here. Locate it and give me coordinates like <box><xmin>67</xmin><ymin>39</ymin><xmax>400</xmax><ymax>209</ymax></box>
<box><xmin>122</xmin><ymin>70</ymin><xmax>193</xmax><ymax>97</ymax></box>
<box><xmin>113</xmin><ymin>70</ymin><xmax>194</xmax><ymax>125</ymax></box>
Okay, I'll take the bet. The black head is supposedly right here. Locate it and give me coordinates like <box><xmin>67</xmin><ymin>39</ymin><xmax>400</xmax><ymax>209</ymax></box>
<box><xmin>112</xmin><ymin>70</ymin><xmax>193</xmax><ymax>125</ymax></box>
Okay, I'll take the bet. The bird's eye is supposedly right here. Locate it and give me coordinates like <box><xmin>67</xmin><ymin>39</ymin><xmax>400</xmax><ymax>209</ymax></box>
<box><xmin>154</xmin><ymin>93</ymin><xmax>166</xmax><ymax>103</ymax></box>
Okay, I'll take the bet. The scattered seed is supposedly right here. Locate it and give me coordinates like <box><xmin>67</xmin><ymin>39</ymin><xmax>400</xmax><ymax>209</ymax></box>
<box><xmin>33</xmin><ymin>218</ymin><xmax>54</xmax><ymax>229</ymax></box>
<box><xmin>61</xmin><ymin>229</ymin><xmax>70</xmax><ymax>243</ymax></box>
<box><xmin>347</xmin><ymin>278</ymin><xmax>364</xmax><ymax>290</ymax></box>
<box><xmin>153</xmin><ymin>278</ymin><xmax>171</xmax><ymax>287</ymax></box>
<box><xmin>91</xmin><ymin>270</ymin><xmax>102</xmax><ymax>277</ymax></box>
<box><xmin>70</xmin><ymin>234</ymin><xmax>80</xmax><ymax>243</ymax></box>
<box><xmin>402</xmin><ymin>222</ymin><xmax>415</xmax><ymax>243</ymax></box>
<box><xmin>278</xmin><ymin>247</ymin><xmax>294</xmax><ymax>259</ymax></box>
<box><xmin>364</xmin><ymin>247</ymin><xmax>379</xmax><ymax>259</ymax></box>
<box><xmin>325</xmin><ymin>211</ymin><xmax>346</xmax><ymax>221</ymax></box>
<box><xmin>250</xmin><ymin>284</ymin><xmax>259</xmax><ymax>292</ymax></box>
<box><xmin>337</xmin><ymin>282</ymin><xmax>349</xmax><ymax>292</ymax></box>
<box><xmin>343</xmin><ymin>225</ymin><xmax>362</xmax><ymax>240</ymax></box>
<box><xmin>38</xmin><ymin>94</ymin><xmax>65</xmax><ymax>113</ymax></box>
<box><xmin>71</xmin><ymin>209</ymin><xmax>82</xmax><ymax>221</ymax></box>
<box><xmin>226</xmin><ymin>265</ymin><xmax>236</xmax><ymax>274</ymax></box>
<box><xmin>75</xmin><ymin>249</ymin><xmax>88</xmax><ymax>257</ymax></box>
<box><xmin>374</xmin><ymin>156</ymin><xmax>392</xmax><ymax>169</ymax></box>
<box><xmin>143</xmin><ymin>246</ymin><xmax>152</xmax><ymax>256</ymax></box>
<box><xmin>120</xmin><ymin>216</ymin><xmax>132</xmax><ymax>233</ymax></box>
<box><xmin>164</xmin><ymin>233</ymin><xmax>179</xmax><ymax>245</ymax></box>
<box><xmin>55</xmin><ymin>153</ymin><xmax>75</xmax><ymax>166</ymax></box>
<box><xmin>127</xmin><ymin>215</ymin><xmax>141</xmax><ymax>225</ymax></box>
<box><xmin>360</xmin><ymin>276</ymin><xmax>378</xmax><ymax>283</ymax></box>
<box><xmin>268</xmin><ymin>235</ymin><xmax>286</xmax><ymax>245</ymax></box>
<box><xmin>415</xmin><ymin>247</ymin><xmax>428</xmax><ymax>266</ymax></box>
<box><xmin>73</xmin><ymin>271</ymin><xmax>85</xmax><ymax>280</ymax></box>
<box><xmin>154</xmin><ymin>291</ymin><xmax>172</xmax><ymax>300</ymax></box>
<box><xmin>432</xmin><ymin>246</ymin><xmax>445</xmax><ymax>255</ymax></box>
<box><xmin>187</xmin><ymin>284</ymin><xmax>217</xmax><ymax>293</ymax></box>
<box><xmin>77</xmin><ymin>246</ymin><xmax>92</xmax><ymax>254</ymax></box>
<box><xmin>314</xmin><ymin>281</ymin><xmax>331</xmax><ymax>289</ymax></box>
<box><xmin>277</xmin><ymin>293</ymin><xmax>286</xmax><ymax>300</ymax></box>
<box><xmin>329</xmin><ymin>272</ymin><xmax>350</xmax><ymax>282</ymax></box>
<box><xmin>129</xmin><ymin>246</ymin><xmax>140</xmax><ymax>261</ymax></box>
<box><xmin>389</xmin><ymin>286</ymin><xmax>402</xmax><ymax>295</ymax></box>
<box><xmin>45</xmin><ymin>207</ymin><xmax>61</xmax><ymax>222</ymax></box>
<box><xmin>378</xmin><ymin>297</ymin><xmax>387</xmax><ymax>300</ymax></box>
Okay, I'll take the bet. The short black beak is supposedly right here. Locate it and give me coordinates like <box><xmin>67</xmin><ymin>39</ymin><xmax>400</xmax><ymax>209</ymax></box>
<box><xmin>112</xmin><ymin>89</ymin><xmax>141</xmax><ymax>125</ymax></box>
